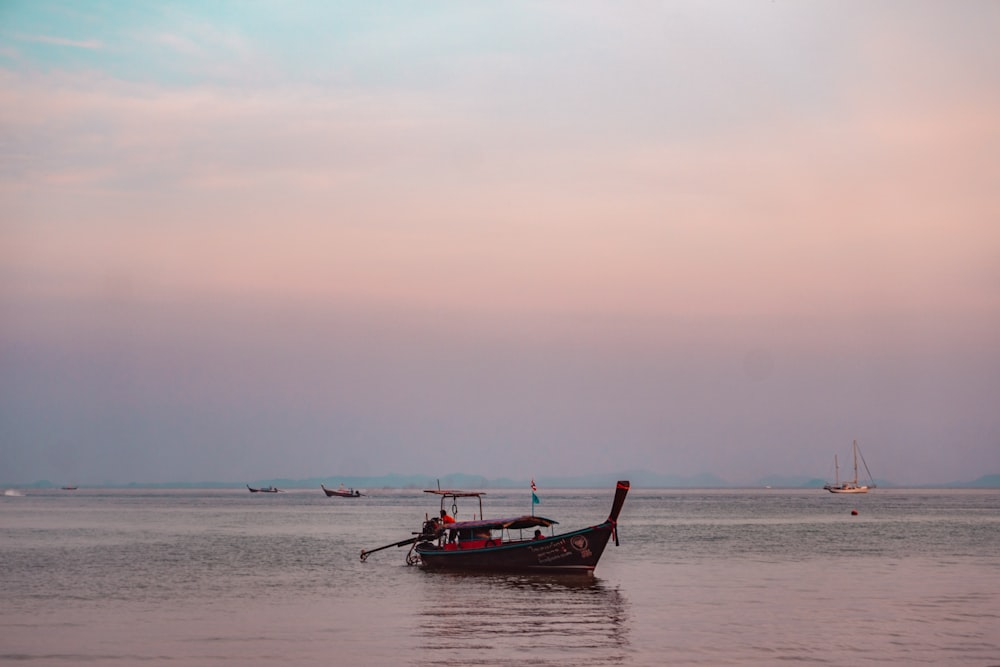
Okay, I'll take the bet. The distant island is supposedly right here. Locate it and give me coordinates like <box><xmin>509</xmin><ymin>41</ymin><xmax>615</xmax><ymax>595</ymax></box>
<box><xmin>7</xmin><ymin>471</ymin><xmax>1000</xmax><ymax>490</ymax></box>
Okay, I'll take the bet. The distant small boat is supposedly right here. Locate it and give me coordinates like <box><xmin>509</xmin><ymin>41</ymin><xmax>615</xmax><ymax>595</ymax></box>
<box><xmin>61</xmin><ymin>486</ymin><xmax>78</xmax><ymax>490</ymax></box>
<box><xmin>824</xmin><ymin>440</ymin><xmax>876</xmax><ymax>494</ymax></box>
<box><xmin>247</xmin><ymin>484</ymin><xmax>281</xmax><ymax>493</ymax></box>
<box><xmin>322</xmin><ymin>484</ymin><xmax>362</xmax><ymax>498</ymax></box>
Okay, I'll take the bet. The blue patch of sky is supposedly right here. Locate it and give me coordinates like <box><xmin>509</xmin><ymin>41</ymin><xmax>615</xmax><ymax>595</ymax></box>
<box><xmin>0</xmin><ymin>1</ymin><xmax>535</xmax><ymax>90</ymax></box>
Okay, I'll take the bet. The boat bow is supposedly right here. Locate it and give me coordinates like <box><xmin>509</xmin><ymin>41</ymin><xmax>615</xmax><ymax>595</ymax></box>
<box><xmin>608</xmin><ymin>480</ymin><xmax>630</xmax><ymax>546</ymax></box>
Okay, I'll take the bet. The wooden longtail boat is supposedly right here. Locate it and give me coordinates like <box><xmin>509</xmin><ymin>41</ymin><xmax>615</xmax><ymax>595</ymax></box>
<box><xmin>247</xmin><ymin>484</ymin><xmax>280</xmax><ymax>493</ymax></box>
<box><xmin>322</xmin><ymin>484</ymin><xmax>362</xmax><ymax>497</ymax></box>
<box><xmin>360</xmin><ymin>480</ymin><xmax>630</xmax><ymax>574</ymax></box>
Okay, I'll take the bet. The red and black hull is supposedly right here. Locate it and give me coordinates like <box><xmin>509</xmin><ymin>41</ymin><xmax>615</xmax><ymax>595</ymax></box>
<box><xmin>415</xmin><ymin>521</ymin><xmax>617</xmax><ymax>573</ymax></box>
<box><xmin>414</xmin><ymin>481</ymin><xmax>629</xmax><ymax>573</ymax></box>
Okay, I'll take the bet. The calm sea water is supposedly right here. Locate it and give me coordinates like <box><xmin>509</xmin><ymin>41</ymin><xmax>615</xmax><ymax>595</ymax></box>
<box><xmin>2</xmin><ymin>486</ymin><xmax>998</xmax><ymax>666</ymax></box>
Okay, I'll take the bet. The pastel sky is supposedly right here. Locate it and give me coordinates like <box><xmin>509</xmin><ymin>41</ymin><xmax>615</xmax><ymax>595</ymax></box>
<box><xmin>2</xmin><ymin>1</ymin><xmax>998</xmax><ymax>486</ymax></box>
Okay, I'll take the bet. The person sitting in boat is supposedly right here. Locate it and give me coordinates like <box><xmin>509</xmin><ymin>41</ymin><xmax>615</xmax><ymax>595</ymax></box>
<box><xmin>440</xmin><ymin>510</ymin><xmax>457</xmax><ymax>542</ymax></box>
<box><xmin>533</xmin><ymin>529</ymin><xmax>544</xmax><ymax>540</ymax></box>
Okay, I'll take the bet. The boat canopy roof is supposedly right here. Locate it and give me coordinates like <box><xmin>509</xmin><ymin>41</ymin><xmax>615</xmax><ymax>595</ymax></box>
<box><xmin>423</xmin><ymin>489</ymin><xmax>485</xmax><ymax>497</ymax></box>
<box><xmin>450</xmin><ymin>515</ymin><xmax>558</xmax><ymax>531</ymax></box>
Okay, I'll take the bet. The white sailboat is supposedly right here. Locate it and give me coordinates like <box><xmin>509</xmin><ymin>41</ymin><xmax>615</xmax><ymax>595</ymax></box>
<box><xmin>824</xmin><ymin>440</ymin><xmax>876</xmax><ymax>494</ymax></box>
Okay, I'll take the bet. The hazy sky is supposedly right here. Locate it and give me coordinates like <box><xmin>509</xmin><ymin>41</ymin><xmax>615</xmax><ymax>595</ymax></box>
<box><xmin>2</xmin><ymin>1</ymin><xmax>998</xmax><ymax>486</ymax></box>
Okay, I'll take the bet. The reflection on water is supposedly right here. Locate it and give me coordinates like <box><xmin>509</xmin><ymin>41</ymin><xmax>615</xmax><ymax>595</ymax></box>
<box><xmin>412</xmin><ymin>572</ymin><xmax>630</xmax><ymax>666</ymax></box>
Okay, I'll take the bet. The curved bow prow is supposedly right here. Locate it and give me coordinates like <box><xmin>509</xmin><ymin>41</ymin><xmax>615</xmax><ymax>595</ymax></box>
<box><xmin>607</xmin><ymin>480</ymin><xmax>630</xmax><ymax>546</ymax></box>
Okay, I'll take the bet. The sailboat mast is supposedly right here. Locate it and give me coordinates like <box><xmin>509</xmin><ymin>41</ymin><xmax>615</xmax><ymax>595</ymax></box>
<box><xmin>856</xmin><ymin>441</ymin><xmax>876</xmax><ymax>489</ymax></box>
<box><xmin>852</xmin><ymin>440</ymin><xmax>859</xmax><ymax>485</ymax></box>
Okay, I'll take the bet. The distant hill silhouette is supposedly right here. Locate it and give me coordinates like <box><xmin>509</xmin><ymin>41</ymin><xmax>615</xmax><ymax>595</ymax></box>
<box><xmin>759</xmin><ymin>475</ymin><xmax>824</xmax><ymax>488</ymax></box>
<box><xmin>945</xmin><ymin>473</ymin><xmax>1000</xmax><ymax>488</ymax></box>
<box><xmin>8</xmin><ymin>470</ymin><xmax>999</xmax><ymax>489</ymax></box>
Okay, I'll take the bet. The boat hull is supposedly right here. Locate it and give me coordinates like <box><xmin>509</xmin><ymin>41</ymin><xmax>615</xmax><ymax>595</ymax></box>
<box><xmin>415</xmin><ymin>522</ymin><xmax>615</xmax><ymax>573</ymax></box>
<box><xmin>322</xmin><ymin>485</ymin><xmax>360</xmax><ymax>497</ymax></box>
